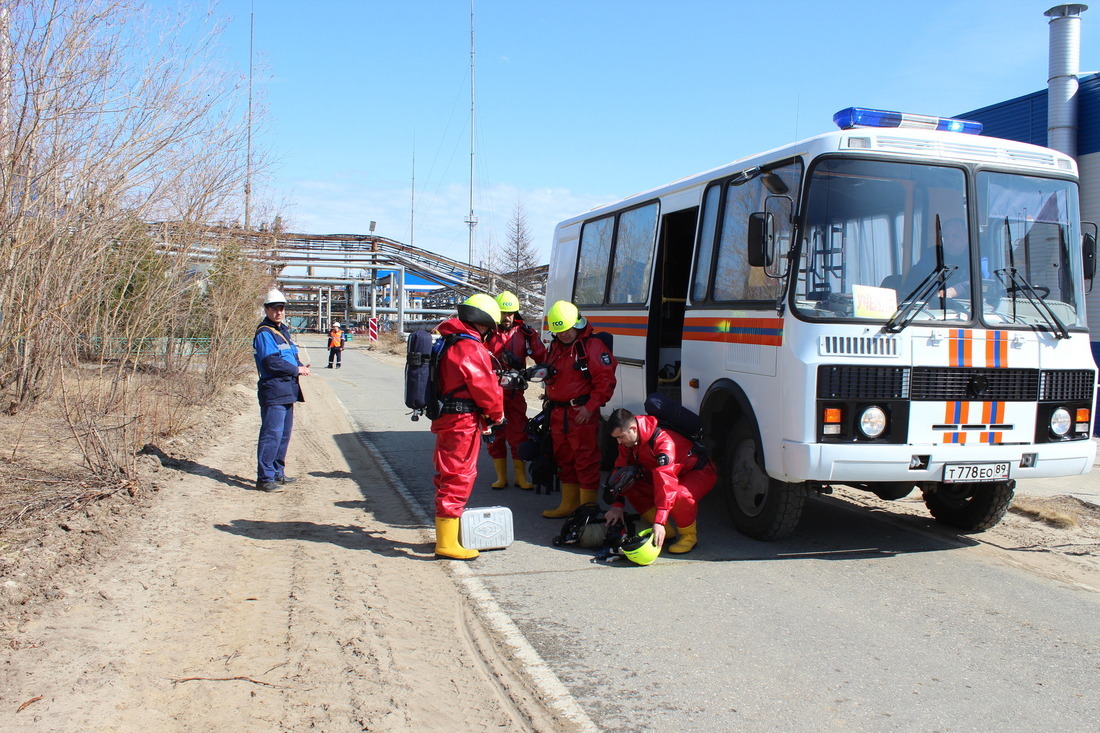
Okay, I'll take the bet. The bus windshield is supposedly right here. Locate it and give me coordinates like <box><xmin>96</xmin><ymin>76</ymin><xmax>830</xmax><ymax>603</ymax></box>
<box><xmin>975</xmin><ymin>171</ymin><xmax>1085</xmax><ymax>331</ymax></box>
<box><xmin>792</xmin><ymin>158</ymin><xmax>1086</xmax><ymax>332</ymax></box>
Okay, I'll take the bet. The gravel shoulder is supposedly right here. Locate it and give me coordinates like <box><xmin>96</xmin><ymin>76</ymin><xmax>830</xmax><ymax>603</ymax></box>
<box><xmin>0</xmin><ymin>375</ymin><xmax>579</xmax><ymax>731</ymax></box>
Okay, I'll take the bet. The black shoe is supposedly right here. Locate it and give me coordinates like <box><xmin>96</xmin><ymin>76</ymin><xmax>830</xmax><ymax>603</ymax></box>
<box><xmin>325</xmin><ymin>364</ymin><xmax>333</xmax><ymax>368</ymax></box>
<box><xmin>275</xmin><ymin>475</ymin><xmax>298</xmax><ymax>485</ymax></box>
<box><xmin>336</xmin><ymin>364</ymin><xmax>341</xmax><ymax>368</ymax></box>
<box><xmin>256</xmin><ymin>480</ymin><xmax>282</xmax><ymax>493</ymax></box>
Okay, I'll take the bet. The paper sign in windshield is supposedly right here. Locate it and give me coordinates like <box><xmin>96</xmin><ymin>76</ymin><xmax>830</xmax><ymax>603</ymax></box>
<box><xmin>852</xmin><ymin>284</ymin><xmax>898</xmax><ymax>319</ymax></box>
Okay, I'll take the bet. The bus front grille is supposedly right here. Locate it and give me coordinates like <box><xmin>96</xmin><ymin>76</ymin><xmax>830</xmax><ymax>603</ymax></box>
<box><xmin>911</xmin><ymin>368</ymin><xmax>1037</xmax><ymax>401</ymax></box>
<box><xmin>1039</xmin><ymin>370</ymin><xmax>1096</xmax><ymax>402</ymax></box>
<box><xmin>817</xmin><ymin>366</ymin><xmax>909</xmax><ymax>400</ymax></box>
<box><xmin>818</xmin><ymin>366</ymin><xmax>1094</xmax><ymax>403</ymax></box>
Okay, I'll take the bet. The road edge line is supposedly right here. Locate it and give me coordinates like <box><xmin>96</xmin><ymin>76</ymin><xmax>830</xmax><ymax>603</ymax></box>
<box><xmin>336</xmin><ymin>396</ymin><xmax>599</xmax><ymax>733</ymax></box>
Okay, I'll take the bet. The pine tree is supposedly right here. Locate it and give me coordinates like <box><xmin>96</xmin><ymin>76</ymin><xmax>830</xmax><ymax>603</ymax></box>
<box><xmin>499</xmin><ymin>201</ymin><xmax>540</xmax><ymax>305</ymax></box>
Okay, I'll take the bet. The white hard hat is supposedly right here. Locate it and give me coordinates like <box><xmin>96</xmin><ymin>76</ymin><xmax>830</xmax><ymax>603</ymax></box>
<box><xmin>332</xmin><ymin>321</ymin><xmax>341</xmax><ymax>328</ymax></box>
<box><xmin>263</xmin><ymin>289</ymin><xmax>287</xmax><ymax>306</ymax></box>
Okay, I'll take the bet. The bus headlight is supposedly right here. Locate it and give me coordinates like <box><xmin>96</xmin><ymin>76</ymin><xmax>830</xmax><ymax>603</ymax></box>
<box><xmin>1050</xmin><ymin>407</ymin><xmax>1072</xmax><ymax>437</ymax></box>
<box><xmin>859</xmin><ymin>406</ymin><xmax>887</xmax><ymax>438</ymax></box>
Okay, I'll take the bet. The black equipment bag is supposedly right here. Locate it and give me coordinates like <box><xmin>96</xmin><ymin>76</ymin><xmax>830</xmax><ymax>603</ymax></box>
<box><xmin>405</xmin><ymin>330</ymin><xmax>478</xmax><ymax>421</ymax></box>
<box><xmin>519</xmin><ymin>407</ymin><xmax>557</xmax><ymax>494</ymax></box>
<box><xmin>643</xmin><ymin>392</ymin><xmax>702</xmax><ymax>440</ymax></box>
<box><xmin>404</xmin><ymin>330</ymin><xmax>434</xmax><ymax>415</ymax></box>
<box><xmin>551</xmin><ymin>503</ymin><xmax>606</xmax><ymax>548</ymax></box>
<box><xmin>643</xmin><ymin>392</ymin><xmax>709</xmax><ymax>468</ymax></box>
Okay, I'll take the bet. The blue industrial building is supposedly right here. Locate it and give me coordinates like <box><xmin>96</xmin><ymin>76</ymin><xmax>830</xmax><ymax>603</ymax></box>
<box><xmin>961</xmin><ymin>72</ymin><xmax>1100</xmax><ymax>155</ymax></box>
<box><xmin>960</xmin><ymin>6</ymin><xmax>1099</xmax><ymax>369</ymax></box>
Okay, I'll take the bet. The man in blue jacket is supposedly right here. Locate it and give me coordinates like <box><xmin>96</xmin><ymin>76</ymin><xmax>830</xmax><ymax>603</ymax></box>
<box><xmin>254</xmin><ymin>289</ymin><xmax>310</xmax><ymax>492</ymax></box>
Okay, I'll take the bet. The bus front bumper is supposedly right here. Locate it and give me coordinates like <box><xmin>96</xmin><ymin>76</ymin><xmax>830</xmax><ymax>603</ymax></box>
<box><xmin>780</xmin><ymin>439</ymin><xmax>1097</xmax><ymax>484</ymax></box>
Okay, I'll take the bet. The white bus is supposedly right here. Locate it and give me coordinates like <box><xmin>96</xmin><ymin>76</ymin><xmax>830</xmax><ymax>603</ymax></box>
<box><xmin>546</xmin><ymin>107</ymin><xmax>1098</xmax><ymax>540</ymax></box>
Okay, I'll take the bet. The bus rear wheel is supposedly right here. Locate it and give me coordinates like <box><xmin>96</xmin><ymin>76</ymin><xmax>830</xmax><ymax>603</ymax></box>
<box><xmin>921</xmin><ymin>480</ymin><xmax>1015</xmax><ymax>532</ymax></box>
<box><xmin>721</xmin><ymin>424</ymin><xmax>806</xmax><ymax>540</ymax></box>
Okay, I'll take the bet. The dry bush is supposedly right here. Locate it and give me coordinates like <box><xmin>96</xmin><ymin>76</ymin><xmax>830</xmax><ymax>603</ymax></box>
<box><xmin>0</xmin><ymin>0</ymin><xmax>273</xmax><ymax>516</ymax></box>
<box><xmin>1009</xmin><ymin>496</ymin><xmax>1081</xmax><ymax>529</ymax></box>
<box><xmin>374</xmin><ymin>331</ymin><xmax>408</xmax><ymax>356</ymax></box>
<box><xmin>0</xmin><ymin>0</ymin><xmax>271</xmax><ymax>407</ymax></box>
<box><xmin>0</xmin><ymin>364</ymin><xmax>243</xmax><ymax>530</ymax></box>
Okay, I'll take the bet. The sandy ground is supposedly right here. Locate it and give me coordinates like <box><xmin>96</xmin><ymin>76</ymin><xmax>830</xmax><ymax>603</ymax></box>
<box><xmin>0</xmin><ymin>377</ymin><xmax>580</xmax><ymax>732</ymax></box>
<box><xmin>828</xmin><ymin>485</ymin><xmax>1100</xmax><ymax>592</ymax></box>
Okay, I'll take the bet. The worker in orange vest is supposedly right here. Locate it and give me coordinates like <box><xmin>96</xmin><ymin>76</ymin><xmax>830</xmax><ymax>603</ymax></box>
<box><xmin>326</xmin><ymin>322</ymin><xmax>345</xmax><ymax>368</ymax></box>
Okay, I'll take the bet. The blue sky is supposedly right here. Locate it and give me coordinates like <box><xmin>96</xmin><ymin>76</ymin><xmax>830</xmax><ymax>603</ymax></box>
<box><xmin>175</xmin><ymin>0</ymin><xmax>1098</xmax><ymax>266</ymax></box>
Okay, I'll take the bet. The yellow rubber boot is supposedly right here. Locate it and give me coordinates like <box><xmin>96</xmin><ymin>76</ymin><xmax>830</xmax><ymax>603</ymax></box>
<box><xmin>543</xmin><ymin>482</ymin><xmax>581</xmax><ymax>518</ymax></box>
<box><xmin>434</xmin><ymin>516</ymin><xmax>479</xmax><ymax>560</ymax></box>
<box><xmin>490</xmin><ymin>458</ymin><xmax>509</xmax><ymax>489</ymax></box>
<box><xmin>579</xmin><ymin>488</ymin><xmax>599</xmax><ymax>506</ymax></box>
<box><xmin>639</xmin><ymin>508</ymin><xmax>677</xmax><ymax>544</ymax></box>
<box><xmin>513</xmin><ymin>460</ymin><xmax>534</xmax><ymax>490</ymax></box>
<box><xmin>668</xmin><ymin>522</ymin><xmax>698</xmax><ymax>554</ymax></box>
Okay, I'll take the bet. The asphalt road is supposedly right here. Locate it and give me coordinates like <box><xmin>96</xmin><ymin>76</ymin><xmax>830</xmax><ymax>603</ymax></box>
<box><xmin>314</xmin><ymin>336</ymin><xmax>1099</xmax><ymax>732</ymax></box>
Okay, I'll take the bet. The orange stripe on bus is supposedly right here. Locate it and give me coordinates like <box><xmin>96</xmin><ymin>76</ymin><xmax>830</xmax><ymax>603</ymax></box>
<box><xmin>681</xmin><ymin>331</ymin><xmax>783</xmax><ymax>346</ymax></box>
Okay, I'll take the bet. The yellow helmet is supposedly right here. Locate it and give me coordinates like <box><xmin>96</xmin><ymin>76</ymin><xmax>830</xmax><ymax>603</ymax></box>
<box><xmin>620</xmin><ymin>528</ymin><xmax>661</xmax><ymax>566</ymax></box>
<box><xmin>547</xmin><ymin>300</ymin><xmax>581</xmax><ymax>333</ymax></box>
<box><xmin>458</xmin><ymin>293</ymin><xmax>501</xmax><ymax>330</ymax></box>
<box><xmin>496</xmin><ymin>291</ymin><xmax>520</xmax><ymax>313</ymax></box>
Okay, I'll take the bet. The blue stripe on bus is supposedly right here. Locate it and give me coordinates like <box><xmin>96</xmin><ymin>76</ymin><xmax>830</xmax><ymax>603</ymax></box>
<box><xmin>682</xmin><ymin>326</ymin><xmax>783</xmax><ymax>335</ymax></box>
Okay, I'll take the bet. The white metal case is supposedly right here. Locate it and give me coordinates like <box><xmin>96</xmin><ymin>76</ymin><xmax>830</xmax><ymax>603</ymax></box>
<box><xmin>459</xmin><ymin>506</ymin><xmax>514</xmax><ymax>550</ymax></box>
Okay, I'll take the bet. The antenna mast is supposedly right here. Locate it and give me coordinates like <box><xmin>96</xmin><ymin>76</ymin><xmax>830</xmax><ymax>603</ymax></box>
<box><xmin>245</xmin><ymin>2</ymin><xmax>254</xmax><ymax>230</ymax></box>
<box><xmin>464</xmin><ymin>0</ymin><xmax>477</xmax><ymax>267</ymax></box>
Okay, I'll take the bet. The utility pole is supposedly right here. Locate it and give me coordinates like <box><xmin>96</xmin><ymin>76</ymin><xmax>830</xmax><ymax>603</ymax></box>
<box><xmin>464</xmin><ymin>0</ymin><xmax>477</xmax><ymax>268</ymax></box>
<box><xmin>244</xmin><ymin>2</ymin><xmax>254</xmax><ymax>230</ymax></box>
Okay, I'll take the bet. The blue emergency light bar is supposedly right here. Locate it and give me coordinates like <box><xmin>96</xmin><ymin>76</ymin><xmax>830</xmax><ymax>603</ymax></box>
<box><xmin>833</xmin><ymin>107</ymin><xmax>983</xmax><ymax>135</ymax></box>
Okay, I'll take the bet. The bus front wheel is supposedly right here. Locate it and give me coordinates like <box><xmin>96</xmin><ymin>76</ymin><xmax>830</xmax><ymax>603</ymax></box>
<box><xmin>721</xmin><ymin>424</ymin><xmax>806</xmax><ymax>540</ymax></box>
<box><xmin>921</xmin><ymin>480</ymin><xmax>1015</xmax><ymax>532</ymax></box>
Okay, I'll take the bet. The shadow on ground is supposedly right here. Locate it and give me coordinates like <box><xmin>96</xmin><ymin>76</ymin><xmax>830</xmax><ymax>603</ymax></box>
<box><xmin>139</xmin><ymin>443</ymin><xmax>254</xmax><ymax>491</ymax></box>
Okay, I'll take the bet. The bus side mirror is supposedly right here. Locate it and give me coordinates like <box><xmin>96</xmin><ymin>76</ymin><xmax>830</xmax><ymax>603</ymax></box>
<box><xmin>748</xmin><ymin>212</ymin><xmax>772</xmax><ymax>267</ymax></box>
<box><xmin>1083</xmin><ymin>228</ymin><xmax>1097</xmax><ymax>282</ymax></box>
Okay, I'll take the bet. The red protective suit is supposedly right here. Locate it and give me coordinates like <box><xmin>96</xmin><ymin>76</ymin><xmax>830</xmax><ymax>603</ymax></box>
<box><xmin>484</xmin><ymin>317</ymin><xmax>547</xmax><ymax>460</ymax></box>
<box><xmin>431</xmin><ymin>317</ymin><xmax>504</xmax><ymax>518</ymax></box>
<box><xmin>544</xmin><ymin>322</ymin><xmax>617</xmax><ymax>491</ymax></box>
<box><xmin>613</xmin><ymin>415</ymin><xmax>716</xmax><ymax>527</ymax></box>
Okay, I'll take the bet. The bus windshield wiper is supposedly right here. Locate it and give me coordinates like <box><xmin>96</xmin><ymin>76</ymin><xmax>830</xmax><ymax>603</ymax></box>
<box><xmin>882</xmin><ymin>215</ymin><xmax>954</xmax><ymax>334</ymax></box>
<box><xmin>881</xmin><ymin>263</ymin><xmax>956</xmax><ymax>333</ymax></box>
<box><xmin>996</xmin><ymin>267</ymin><xmax>1070</xmax><ymax>339</ymax></box>
<box><xmin>997</xmin><ymin>216</ymin><xmax>1070</xmax><ymax>339</ymax></box>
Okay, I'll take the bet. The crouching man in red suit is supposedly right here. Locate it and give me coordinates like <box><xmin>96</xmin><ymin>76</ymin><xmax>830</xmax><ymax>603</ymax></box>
<box><xmin>604</xmin><ymin>408</ymin><xmax>716</xmax><ymax>554</ymax></box>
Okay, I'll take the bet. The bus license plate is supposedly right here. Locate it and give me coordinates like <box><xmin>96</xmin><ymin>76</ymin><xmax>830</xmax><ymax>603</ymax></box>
<box><xmin>943</xmin><ymin>462</ymin><xmax>1010</xmax><ymax>483</ymax></box>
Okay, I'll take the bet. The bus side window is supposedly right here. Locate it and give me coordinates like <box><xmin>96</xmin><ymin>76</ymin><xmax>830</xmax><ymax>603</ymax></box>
<box><xmin>691</xmin><ymin>184</ymin><xmax>721</xmax><ymax>303</ymax></box>
<box><xmin>608</xmin><ymin>202</ymin><xmax>659</xmax><ymax>304</ymax></box>
<box><xmin>714</xmin><ymin>179</ymin><xmax>780</xmax><ymax>301</ymax></box>
<box><xmin>574</xmin><ymin>215</ymin><xmax>614</xmax><ymax>305</ymax></box>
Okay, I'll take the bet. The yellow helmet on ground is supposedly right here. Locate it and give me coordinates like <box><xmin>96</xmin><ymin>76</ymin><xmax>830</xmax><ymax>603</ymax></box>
<box><xmin>547</xmin><ymin>300</ymin><xmax>582</xmax><ymax>333</ymax></box>
<box><xmin>620</xmin><ymin>528</ymin><xmax>660</xmax><ymax>566</ymax></box>
<box><xmin>458</xmin><ymin>293</ymin><xmax>501</xmax><ymax>330</ymax></box>
<box><xmin>496</xmin><ymin>291</ymin><xmax>520</xmax><ymax>313</ymax></box>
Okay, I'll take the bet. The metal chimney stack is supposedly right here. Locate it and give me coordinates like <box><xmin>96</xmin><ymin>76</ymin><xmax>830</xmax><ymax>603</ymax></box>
<box><xmin>1045</xmin><ymin>4</ymin><xmax>1088</xmax><ymax>157</ymax></box>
